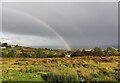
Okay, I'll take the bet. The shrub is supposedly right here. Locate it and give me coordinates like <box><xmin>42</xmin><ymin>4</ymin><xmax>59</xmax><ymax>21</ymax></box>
<box><xmin>93</xmin><ymin>47</ymin><xmax>104</xmax><ymax>56</ymax></box>
<box><xmin>47</xmin><ymin>54</ymin><xmax>58</xmax><ymax>58</ymax></box>
<box><xmin>104</xmin><ymin>47</ymin><xmax>119</xmax><ymax>56</ymax></box>
<box><xmin>2</xmin><ymin>52</ymin><xmax>7</xmax><ymax>57</ymax></box>
<box><xmin>19</xmin><ymin>53</ymin><xmax>31</xmax><ymax>58</ymax></box>
<box><xmin>59</xmin><ymin>53</ymin><xmax>66</xmax><ymax>57</ymax></box>
<box><xmin>7</xmin><ymin>50</ymin><xmax>16</xmax><ymax>57</ymax></box>
<box><xmin>35</xmin><ymin>50</ymin><xmax>46</xmax><ymax>58</ymax></box>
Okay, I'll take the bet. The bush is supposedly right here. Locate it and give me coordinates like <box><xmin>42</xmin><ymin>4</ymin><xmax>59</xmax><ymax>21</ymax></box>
<box><xmin>47</xmin><ymin>54</ymin><xmax>58</xmax><ymax>58</ymax></box>
<box><xmin>7</xmin><ymin>50</ymin><xmax>16</xmax><ymax>57</ymax></box>
<box><xmin>19</xmin><ymin>53</ymin><xmax>31</xmax><ymax>58</ymax></box>
<box><xmin>104</xmin><ymin>47</ymin><xmax>119</xmax><ymax>56</ymax></box>
<box><xmin>93</xmin><ymin>47</ymin><xmax>104</xmax><ymax>56</ymax></box>
<box><xmin>2</xmin><ymin>52</ymin><xmax>8</xmax><ymax>57</ymax></box>
<box><xmin>35</xmin><ymin>50</ymin><xmax>46</xmax><ymax>58</ymax></box>
<box><xmin>71</xmin><ymin>50</ymin><xmax>82</xmax><ymax>57</ymax></box>
<box><xmin>59</xmin><ymin>53</ymin><xmax>66</xmax><ymax>57</ymax></box>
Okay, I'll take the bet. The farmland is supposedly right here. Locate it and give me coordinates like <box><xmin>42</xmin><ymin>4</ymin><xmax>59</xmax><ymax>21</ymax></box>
<box><xmin>1</xmin><ymin>56</ymin><xmax>119</xmax><ymax>82</ymax></box>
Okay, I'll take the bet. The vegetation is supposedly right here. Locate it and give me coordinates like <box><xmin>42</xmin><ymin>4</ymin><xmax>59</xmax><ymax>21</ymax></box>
<box><xmin>1</xmin><ymin>46</ymin><xmax>64</xmax><ymax>58</ymax></box>
<box><xmin>0</xmin><ymin>43</ymin><xmax>119</xmax><ymax>82</ymax></box>
<box><xmin>1</xmin><ymin>46</ymin><xmax>119</xmax><ymax>58</ymax></box>
<box><xmin>1</xmin><ymin>56</ymin><xmax>119</xmax><ymax>81</ymax></box>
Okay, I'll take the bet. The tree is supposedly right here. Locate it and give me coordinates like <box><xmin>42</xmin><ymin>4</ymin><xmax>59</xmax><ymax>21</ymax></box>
<box><xmin>81</xmin><ymin>49</ymin><xmax>86</xmax><ymax>56</ymax></box>
<box><xmin>2</xmin><ymin>43</ymin><xmax>8</xmax><ymax>48</ymax></box>
<box><xmin>93</xmin><ymin>47</ymin><xmax>104</xmax><ymax>56</ymax></box>
<box><xmin>71</xmin><ymin>50</ymin><xmax>82</xmax><ymax>57</ymax></box>
<box><xmin>104</xmin><ymin>47</ymin><xmax>119</xmax><ymax>56</ymax></box>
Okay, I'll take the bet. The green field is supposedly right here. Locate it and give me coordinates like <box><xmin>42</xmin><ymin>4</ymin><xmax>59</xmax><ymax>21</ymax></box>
<box><xmin>1</xmin><ymin>56</ymin><xmax>119</xmax><ymax>82</ymax></box>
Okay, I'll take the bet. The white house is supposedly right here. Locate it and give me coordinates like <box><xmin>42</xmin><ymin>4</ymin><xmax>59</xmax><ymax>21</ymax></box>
<box><xmin>65</xmin><ymin>54</ymin><xmax>71</xmax><ymax>58</ymax></box>
<box><xmin>11</xmin><ymin>45</ymin><xmax>15</xmax><ymax>47</ymax></box>
<box><xmin>0</xmin><ymin>47</ymin><xmax>6</xmax><ymax>49</ymax></box>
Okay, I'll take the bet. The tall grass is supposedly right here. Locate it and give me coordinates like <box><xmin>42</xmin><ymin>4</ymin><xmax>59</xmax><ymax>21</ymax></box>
<box><xmin>43</xmin><ymin>68</ymin><xmax>79</xmax><ymax>82</ymax></box>
<box><xmin>2</xmin><ymin>56</ymin><xmax>119</xmax><ymax>81</ymax></box>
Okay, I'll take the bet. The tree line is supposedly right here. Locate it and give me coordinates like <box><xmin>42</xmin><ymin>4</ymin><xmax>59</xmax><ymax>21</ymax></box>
<box><xmin>71</xmin><ymin>47</ymin><xmax>119</xmax><ymax>57</ymax></box>
<box><xmin>1</xmin><ymin>47</ymin><xmax>119</xmax><ymax>58</ymax></box>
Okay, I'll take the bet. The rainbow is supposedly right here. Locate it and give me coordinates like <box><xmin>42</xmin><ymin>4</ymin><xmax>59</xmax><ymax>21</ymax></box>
<box><xmin>3</xmin><ymin>7</ymin><xmax>71</xmax><ymax>50</ymax></box>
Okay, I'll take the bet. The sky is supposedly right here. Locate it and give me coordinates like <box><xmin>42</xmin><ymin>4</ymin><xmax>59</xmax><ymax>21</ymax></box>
<box><xmin>1</xmin><ymin>0</ymin><xmax>119</xmax><ymax>2</ymax></box>
<box><xmin>0</xmin><ymin>2</ymin><xmax>118</xmax><ymax>49</ymax></box>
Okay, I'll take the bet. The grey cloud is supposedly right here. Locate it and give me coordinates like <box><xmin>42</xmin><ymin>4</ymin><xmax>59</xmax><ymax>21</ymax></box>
<box><xmin>2</xmin><ymin>2</ymin><xmax>118</xmax><ymax>46</ymax></box>
<box><xmin>2</xmin><ymin>8</ymin><xmax>56</xmax><ymax>38</ymax></box>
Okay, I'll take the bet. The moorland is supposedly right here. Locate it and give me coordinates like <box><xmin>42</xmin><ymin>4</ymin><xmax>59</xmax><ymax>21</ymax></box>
<box><xmin>0</xmin><ymin>43</ymin><xmax>119</xmax><ymax>82</ymax></box>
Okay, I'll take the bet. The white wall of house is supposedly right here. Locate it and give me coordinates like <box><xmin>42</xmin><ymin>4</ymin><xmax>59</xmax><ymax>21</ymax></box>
<box><xmin>0</xmin><ymin>47</ymin><xmax>6</xmax><ymax>48</ymax></box>
<box><xmin>65</xmin><ymin>55</ymin><xmax>71</xmax><ymax>58</ymax></box>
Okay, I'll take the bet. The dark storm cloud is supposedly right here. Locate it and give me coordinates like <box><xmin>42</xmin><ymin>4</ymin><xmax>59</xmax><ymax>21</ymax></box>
<box><xmin>2</xmin><ymin>2</ymin><xmax>118</xmax><ymax>46</ymax></box>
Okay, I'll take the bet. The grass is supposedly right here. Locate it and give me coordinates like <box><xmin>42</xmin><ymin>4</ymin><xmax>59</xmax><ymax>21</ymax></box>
<box><xmin>1</xmin><ymin>56</ymin><xmax>119</xmax><ymax>81</ymax></box>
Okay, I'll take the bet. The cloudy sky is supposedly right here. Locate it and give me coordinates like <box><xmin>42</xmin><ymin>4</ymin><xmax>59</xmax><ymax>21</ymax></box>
<box><xmin>1</xmin><ymin>2</ymin><xmax>118</xmax><ymax>49</ymax></box>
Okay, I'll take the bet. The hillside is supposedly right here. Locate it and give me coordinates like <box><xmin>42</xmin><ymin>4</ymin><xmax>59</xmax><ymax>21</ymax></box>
<box><xmin>1</xmin><ymin>43</ymin><xmax>119</xmax><ymax>58</ymax></box>
<box><xmin>0</xmin><ymin>43</ymin><xmax>119</xmax><ymax>82</ymax></box>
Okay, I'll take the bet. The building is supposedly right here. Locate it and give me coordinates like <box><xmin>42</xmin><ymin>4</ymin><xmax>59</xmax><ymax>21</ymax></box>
<box><xmin>65</xmin><ymin>54</ymin><xmax>71</xmax><ymax>58</ymax></box>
